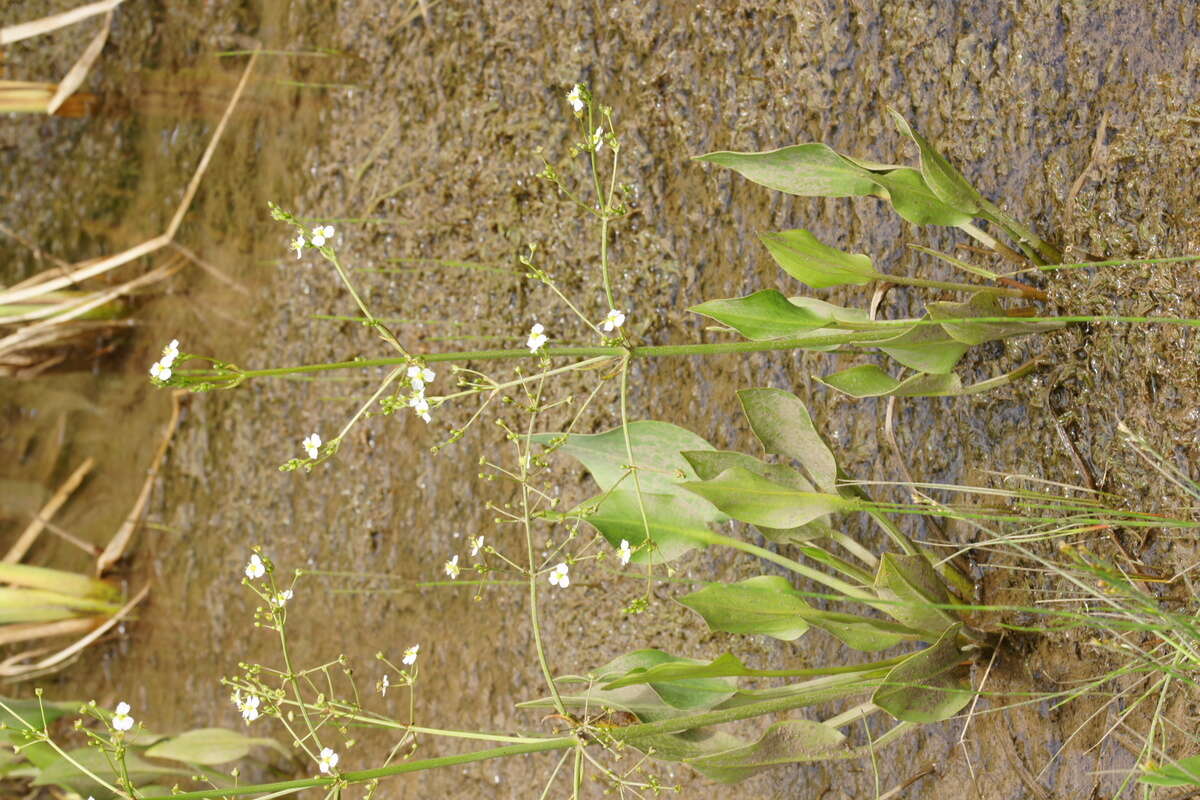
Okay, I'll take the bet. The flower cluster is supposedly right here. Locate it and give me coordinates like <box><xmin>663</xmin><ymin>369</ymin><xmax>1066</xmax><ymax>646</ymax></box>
<box><xmin>290</xmin><ymin>225</ymin><xmax>337</xmax><ymax>259</ymax></box>
<box><xmin>407</xmin><ymin>363</ymin><xmax>436</xmax><ymax>423</ymax></box>
<box><xmin>148</xmin><ymin>339</ymin><xmax>180</xmax><ymax>383</ymax></box>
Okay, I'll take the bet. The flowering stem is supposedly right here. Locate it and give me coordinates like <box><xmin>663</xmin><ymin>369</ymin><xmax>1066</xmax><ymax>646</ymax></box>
<box><xmin>139</xmin><ymin>667</ymin><xmax>898</xmax><ymax>800</ymax></box>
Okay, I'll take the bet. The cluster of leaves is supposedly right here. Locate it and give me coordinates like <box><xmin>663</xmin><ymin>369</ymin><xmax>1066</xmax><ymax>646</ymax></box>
<box><xmin>690</xmin><ymin>110</ymin><xmax>1063</xmax><ymax>397</ymax></box>
<box><xmin>534</xmin><ymin>388</ymin><xmax>981</xmax><ymax>781</ymax></box>
<box><xmin>0</xmin><ymin>698</ymin><xmax>285</xmax><ymax>799</ymax></box>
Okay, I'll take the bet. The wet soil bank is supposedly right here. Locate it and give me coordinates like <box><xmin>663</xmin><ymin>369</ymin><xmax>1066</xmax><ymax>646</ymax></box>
<box><xmin>3</xmin><ymin>1</ymin><xmax>1199</xmax><ymax>798</ymax></box>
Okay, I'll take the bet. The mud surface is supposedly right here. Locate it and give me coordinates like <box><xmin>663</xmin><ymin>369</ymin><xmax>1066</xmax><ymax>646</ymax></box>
<box><xmin>3</xmin><ymin>1</ymin><xmax>1199</xmax><ymax>798</ymax></box>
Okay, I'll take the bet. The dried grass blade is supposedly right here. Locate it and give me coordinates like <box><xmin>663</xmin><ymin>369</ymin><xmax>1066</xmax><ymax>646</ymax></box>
<box><xmin>0</xmin><ymin>584</ymin><xmax>148</xmax><ymax>677</ymax></box>
<box><xmin>0</xmin><ymin>616</ymin><xmax>102</xmax><ymax>648</ymax></box>
<box><xmin>45</xmin><ymin>11</ymin><xmax>112</xmax><ymax>115</ymax></box>
<box><xmin>96</xmin><ymin>391</ymin><xmax>184</xmax><ymax>574</ymax></box>
<box><xmin>0</xmin><ymin>0</ymin><xmax>123</xmax><ymax>45</ymax></box>
<box><xmin>0</xmin><ymin>50</ymin><xmax>259</xmax><ymax>308</ymax></box>
<box><xmin>3</xmin><ymin>457</ymin><xmax>94</xmax><ymax>564</ymax></box>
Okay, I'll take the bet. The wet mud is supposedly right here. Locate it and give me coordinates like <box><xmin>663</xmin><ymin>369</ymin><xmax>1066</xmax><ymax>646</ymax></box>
<box><xmin>3</xmin><ymin>1</ymin><xmax>1199</xmax><ymax>798</ymax></box>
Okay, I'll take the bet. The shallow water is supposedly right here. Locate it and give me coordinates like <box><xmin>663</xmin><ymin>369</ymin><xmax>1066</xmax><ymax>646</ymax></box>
<box><xmin>3</xmin><ymin>1</ymin><xmax>1199</xmax><ymax>797</ymax></box>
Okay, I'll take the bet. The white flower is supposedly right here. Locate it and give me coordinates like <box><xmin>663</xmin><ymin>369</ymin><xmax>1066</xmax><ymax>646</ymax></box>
<box><xmin>601</xmin><ymin>309</ymin><xmax>626</xmax><ymax>332</ymax></box>
<box><xmin>302</xmin><ymin>432</ymin><xmax>322</xmax><ymax>460</ymax></box>
<box><xmin>407</xmin><ymin>364</ymin><xmax>435</xmax><ymax>391</ymax></box>
<box><xmin>402</xmin><ymin>644</ymin><xmax>420</xmax><ymax>666</ymax></box>
<box><xmin>149</xmin><ymin>360</ymin><xmax>172</xmax><ymax>382</ymax></box>
<box><xmin>469</xmin><ymin>536</ymin><xmax>485</xmax><ymax>557</ymax></box>
<box><xmin>566</xmin><ymin>84</ymin><xmax>584</xmax><ymax>113</ymax></box>
<box><xmin>112</xmin><ymin>702</ymin><xmax>134</xmax><ymax>732</ymax></box>
<box><xmin>591</xmin><ymin>126</ymin><xmax>604</xmax><ymax>153</ymax></box>
<box><xmin>527</xmin><ymin>322</ymin><xmax>548</xmax><ymax>354</ymax></box>
<box><xmin>310</xmin><ymin>225</ymin><xmax>335</xmax><ymax>247</ymax></box>
<box><xmin>379</xmin><ymin>674</ymin><xmax>390</xmax><ymax>696</ymax></box>
<box><xmin>233</xmin><ymin>691</ymin><xmax>261</xmax><ymax>723</ymax></box>
<box><xmin>270</xmin><ymin>589</ymin><xmax>293</xmax><ymax>608</ymax></box>
<box><xmin>444</xmin><ymin>555</ymin><xmax>460</xmax><ymax>579</ymax></box>
<box><xmin>290</xmin><ymin>233</ymin><xmax>306</xmax><ymax>258</ymax></box>
<box><xmin>617</xmin><ymin>539</ymin><xmax>633</xmax><ymax>566</ymax></box>
<box><xmin>318</xmin><ymin>747</ymin><xmax>339</xmax><ymax>774</ymax></box>
<box><xmin>160</xmin><ymin>339</ymin><xmax>180</xmax><ymax>366</ymax></box>
<box><xmin>548</xmin><ymin>562</ymin><xmax>570</xmax><ymax>588</ymax></box>
<box><xmin>410</xmin><ymin>394</ymin><xmax>431</xmax><ymax>423</ymax></box>
<box><xmin>245</xmin><ymin>554</ymin><xmax>266</xmax><ymax>580</ymax></box>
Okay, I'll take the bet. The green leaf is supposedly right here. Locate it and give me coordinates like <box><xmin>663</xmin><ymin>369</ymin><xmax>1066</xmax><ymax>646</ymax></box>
<box><xmin>793</xmin><ymin>608</ymin><xmax>926</xmax><ymax>652</ymax></box>
<box><xmin>865</xmin><ymin>167</ymin><xmax>974</xmax><ymax>227</ymax></box>
<box><xmin>588</xmin><ymin>650</ymin><xmax>740</xmax><ymax>711</ymax></box>
<box><xmin>759</xmin><ymin>230</ymin><xmax>877</xmax><ymax>289</ymax></box>
<box><xmin>519</xmin><ymin>650</ymin><xmax>738</xmax><ymax>722</ymax></box>
<box><xmin>873</xmin><ymin>553</ymin><xmax>958</xmax><ymax>636</ymax></box>
<box><xmin>689</xmin><ymin>290</ymin><xmax>833</xmax><ymax>340</ymax></box>
<box><xmin>695</xmin><ymin>144</ymin><xmax>878</xmax><ymax>197</ymax></box>
<box><xmin>604</xmin><ymin>653</ymin><xmax>756</xmax><ymax>690</ymax></box>
<box><xmin>145</xmin><ymin>727</ymin><xmax>286</xmax><ymax>766</ymax></box>
<box><xmin>1139</xmin><ymin>756</ymin><xmax>1200</xmax><ymax>787</ymax></box>
<box><xmin>686</xmin><ymin>720</ymin><xmax>847</xmax><ymax>783</ymax></box>
<box><xmin>33</xmin><ymin>747</ymin><xmax>189</xmax><ymax>796</ymax></box>
<box><xmin>875</xmin><ymin>320</ymin><xmax>970</xmax><ymax>374</ymax></box>
<box><xmin>572</xmin><ymin>487</ymin><xmax>718</xmax><ymax>564</ymax></box>
<box><xmin>736</xmin><ymin>388</ymin><xmax>838</xmax><ymax>492</ymax></box>
<box><xmin>926</xmin><ymin>292</ymin><xmax>1065</xmax><ymax>346</ymax></box>
<box><xmin>531</xmin><ymin>421</ymin><xmax>712</xmax><ymax>495</ymax></box>
<box><xmin>817</xmin><ymin>365</ymin><xmax>963</xmax><ymax>398</ymax></box>
<box><xmin>679</xmin><ymin>576</ymin><xmax>812</xmax><ymax>641</ymax></box>
<box><xmin>681</xmin><ymin>467</ymin><xmax>849</xmax><ymax>529</ymax></box>
<box><xmin>888</xmin><ymin>109</ymin><xmax>982</xmax><ymax>215</ymax></box>
<box><xmin>681</xmin><ymin>450</ymin><xmax>832</xmax><ymax>543</ymax></box>
<box><xmin>872</xmin><ymin>625</ymin><xmax>972</xmax><ymax>722</ymax></box>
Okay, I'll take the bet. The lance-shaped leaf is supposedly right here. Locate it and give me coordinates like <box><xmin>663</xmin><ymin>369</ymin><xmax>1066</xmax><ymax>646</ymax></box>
<box><xmin>888</xmin><ymin>109</ymin><xmax>983</xmax><ymax>215</ymax></box>
<box><xmin>817</xmin><ymin>365</ymin><xmax>963</xmax><ymax>398</ymax></box>
<box><xmin>571</xmin><ymin>487</ymin><xmax>719</xmax><ymax>564</ymax></box>
<box><xmin>520</xmin><ymin>650</ymin><xmax>738</xmax><ymax>721</ymax></box>
<box><xmin>686</xmin><ymin>720</ymin><xmax>847</xmax><ymax>783</ymax></box>
<box><xmin>32</xmin><ymin>748</ymin><xmax>189</xmax><ymax>796</ymax></box>
<box><xmin>864</xmin><ymin>167</ymin><xmax>974</xmax><ymax>227</ymax></box>
<box><xmin>926</xmin><ymin>292</ymin><xmax>1065</xmax><ymax>345</ymax></box>
<box><xmin>872</xmin><ymin>624</ymin><xmax>972</xmax><ymax>722</ymax></box>
<box><xmin>875</xmin><ymin>319</ymin><xmax>971</xmax><ymax>374</ymax></box>
<box><xmin>145</xmin><ymin>728</ymin><xmax>287</xmax><ymax>765</ymax></box>
<box><xmin>681</xmin><ymin>450</ymin><xmax>833</xmax><ymax>543</ymax></box>
<box><xmin>873</xmin><ymin>553</ymin><xmax>958</xmax><ymax>636</ymax></box>
<box><xmin>681</xmin><ymin>466</ymin><xmax>850</xmax><ymax>529</ymax></box>
<box><xmin>1139</xmin><ymin>756</ymin><xmax>1200</xmax><ymax>787</ymax></box>
<box><xmin>679</xmin><ymin>576</ymin><xmax>812</xmax><ymax>641</ymax></box>
<box><xmin>793</xmin><ymin>608</ymin><xmax>927</xmax><ymax>652</ymax></box>
<box><xmin>695</xmin><ymin>144</ymin><xmax>878</xmax><ymax>197</ymax></box>
<box><xmin>759</xmin><ymin>229</ymin><xmax>877</xmax><ymax>289</ymax></box>
<box><xmin>689</xmin><ymin>289</ymin><xmax>833</xmax><ymax>340</ymax></box>
<box><xmin>531</xmin><ymin>421</ymin><xmax>713</xmax><ymax>495</ymax></box>
<box><xmin>737</xmin><ymin>388</ymin><xmax>838</xmax><ymax>492</ymax></box>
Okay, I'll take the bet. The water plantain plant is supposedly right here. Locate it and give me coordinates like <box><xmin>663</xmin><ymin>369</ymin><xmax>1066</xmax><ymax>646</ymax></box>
<box><xmin>529</xmin><ymin>387</ymin><xmax>987</xmax><ymax>780</ymax></box>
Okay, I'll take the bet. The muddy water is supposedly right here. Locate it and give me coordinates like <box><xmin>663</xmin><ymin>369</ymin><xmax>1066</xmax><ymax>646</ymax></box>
<box><xmin>3</xmin><ymin>0</ymin><xmax>1200</xmax><ymax>798</ymax></box>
